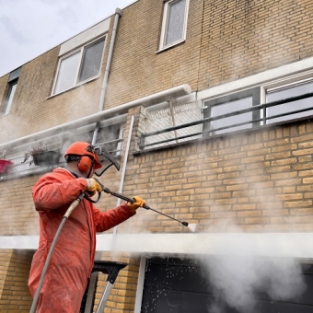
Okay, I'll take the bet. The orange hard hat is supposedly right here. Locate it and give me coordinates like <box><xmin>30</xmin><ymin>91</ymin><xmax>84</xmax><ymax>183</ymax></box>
<box><xmin>64</xmin><ymin>142</ymin><xmax>102</xmax><ymax>169</ymax></box>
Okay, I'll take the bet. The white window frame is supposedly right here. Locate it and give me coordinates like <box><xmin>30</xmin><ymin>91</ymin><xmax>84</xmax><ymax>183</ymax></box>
<box><xmin>52</xmin><ymin>36</ymin><xmax>106</xmax><ymax>95</ymax></box>
<box><xmin>159</xmin><ymin>0</ymin><xmax>189</xmax><ymax>51</ymax></box>
<box><xmin>262</xmin><ymin>69</ymin><xmax>313</xmax><ymax>92</ymax></box>
<box><xmin>199</xmin><ymin>68</ymin><xmax>313</xmax><ymax>135</ymax></box>
<box><xmin>3</xmin><ymin>80</ymin><xmax>18</xmax><ymax>116</ymax></box>
<box><xmin>262</xmin><ymin>70</ymin><xmax>313</xmax><ymax>124</ymax></box>
<box><xmin>2</xmin><ymin>67</ymin><xmax>21</xmax><ymax>116</ymax></box>
<box><xmin>202</xmin><ymin>87</ymin><xmax>261</xmax><ymax>136</ymax></box>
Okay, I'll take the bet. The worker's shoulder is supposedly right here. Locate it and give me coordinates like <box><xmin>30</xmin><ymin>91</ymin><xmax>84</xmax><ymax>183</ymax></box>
<box><xmin>39</xmin><ymin>167</ymin><xmax>73</xmax><ymax>181</ymax></box>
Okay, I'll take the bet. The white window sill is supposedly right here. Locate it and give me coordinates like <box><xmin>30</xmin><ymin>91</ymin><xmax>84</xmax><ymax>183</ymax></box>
<box><xmin>156</xmin><ymin>39</ymin><xmax>186</xmax><ymax>54</ymax></box>
<box><xmin>48</xmin><ymin>75</ymin><xmax>100</xmax><ymax>99</ymax></box>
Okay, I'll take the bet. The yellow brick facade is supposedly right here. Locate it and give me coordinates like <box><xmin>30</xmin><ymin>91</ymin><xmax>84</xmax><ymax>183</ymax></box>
<box><xmin>1</xmin><ymin>0</ymin><xmax>313</xmax><ymax>311</ymax></box>
<box><xmin>0</xmin><ymin>250</ymin><xmax>33</xmax><ymax>312</ymax></box>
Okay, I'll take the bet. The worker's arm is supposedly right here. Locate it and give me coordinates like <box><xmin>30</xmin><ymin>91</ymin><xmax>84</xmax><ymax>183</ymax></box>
<box><xmin>92</xmin><ymin>202</ymin><xmax>136</xmax><ymax>232</ymax></box>
<box><xmin>93</xmin><ymin>196</ymin><xmax>145</xmax><ymax>232</ymax></box>
<box><xmin>32</xmin><ymin>176</ymin><xmax>88</xmax><ymax>211</ymax></box>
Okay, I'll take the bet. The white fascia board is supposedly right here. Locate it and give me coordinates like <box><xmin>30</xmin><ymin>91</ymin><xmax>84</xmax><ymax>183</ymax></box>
<box><xmin>59</xmin><ymin>18</ymin><xmax>111</xmax><ymax>56</ymax></box>
<box><xmin>198</xmin><ymin>56</ymin><xmax>313</xmax><ymax>100</ymax></box>
<box><xmin>2</xmin><ymin>233</ymin><xmax>313</xmax><ymax>259</ymax></box>
<box><xmin>98</xmin><ymin>233</ymin><xmax>313</xmax><ymax>259</ymax></box>
<box><xmin>0</xmin><ymin>235</ymin><xmax>39</xmax><ymax>250</ymax></box>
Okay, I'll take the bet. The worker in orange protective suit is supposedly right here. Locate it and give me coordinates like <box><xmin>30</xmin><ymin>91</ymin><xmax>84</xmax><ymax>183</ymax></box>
<box><xmin>28</xmin><ymin>142</ymin><xmax>145</xmax><ymax>313</ymax></box>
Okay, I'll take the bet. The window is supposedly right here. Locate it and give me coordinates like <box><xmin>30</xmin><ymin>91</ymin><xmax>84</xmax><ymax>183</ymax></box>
<box><xmin>95</xmin><ymin>124</ymin><xmax>124</xmax><ymax>157</ymax></box>
<box><xmin>1</xmin><ymin>67</ymin><xmax>21</xmax><ymax>116</ymax></box>
<box><xmin>3</xmin><ymin>81</ymin><xmax>17</xmax><ymax>115</ymax></box>
<box><xmin>53</xmin><ymin>37</ymin><xmax>105</xmax><ymax>95</ymax></box>
<box><xmin>159</xmin><ymin>0</ymin><xmax>189</xmax><ymax>50</ymax></box>
<box><xmin>265</xmin><ymin>79</ymin><xmax>313</xmax><ymax>124</ymax></box>
<box><xmin>203</xmin><ymin>88</ymin><xmax>261</xmax><ymax>136</ymax></box>
<box><xmin>67</xmin><ymin>124</ymin><xmax>124</xmax><ymax>158</ymax></box>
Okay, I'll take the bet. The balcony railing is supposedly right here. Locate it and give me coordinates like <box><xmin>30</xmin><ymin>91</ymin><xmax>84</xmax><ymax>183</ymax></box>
<box><xmin>139</xmin><ymin>92</ymin><xmax>313</xmax><ymax>150</ymax></box>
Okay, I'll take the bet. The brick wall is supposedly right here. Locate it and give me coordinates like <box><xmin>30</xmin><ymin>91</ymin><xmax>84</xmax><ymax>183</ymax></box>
<box><xmin>2</xmin><ymin>111</ymin><xmax>313</xmax><ymax>309</ymax></box>
<box><xmin>96</xmin><ymin>253</ymin><xmax>140</xmax><ymax>313</ymax></box>
<box><xmin>2</xmin><ymin>0</ymin><xmax>313</xmax><ymax>141</ymax></box>
<box><xmin>120</xmin><ymin>110</ymin><xmax>313</xmax><ymax>233</ymax></box>
<box><xmin>1</xmin><ymin>109</ymin><xmax>313</xmax><ymax>235</ymax></box>
<box><xmin>103</xmin><ymin>0</ymin><xmax>203</xmax><ymax>108</ymax></box>
<box><xmin>0</xmin><ymin>73</ymin><xmax>9</xmax><ymax>111</ymax></box>
<box><xmin>0</xmin><ymin>43</ymin><xmax>108</xmax><ymax>142</ymax></box>
<box><xmin>0</xmin><ymin>167</ymin><xmax>126</xmax><ymax>235</ymax></box>
<box><xmin>0</xmin><ymin>249</ymin><xmax>33</xmax><ymax>312</ymax></box>
<box><xmin>104</xmin><ymin>0</ymin><xmax>313</xmax><ymax>107</ymax></box>
<box><xmin>0</xmin><ymin>175</ymin><xmax>39</xmax><ymax>235</ymax></box>
<box><xmin>198</xmin><ymin>0</ymin><xmax>313</xmax><ymax>89</ymax></box>
<box><xmin>1</xmin><ymin>0</ymin><xmax>313</xmax><ymax>310</ymax></box>
<box><xmin>0</xmin><ymin>249</ymin><xmax>139</xmax><ymax>312</ymax></box>
<box><xmin>0</xmin><ymin>17</ymin><xmax>115</xmax><ymax>143</ymax></box>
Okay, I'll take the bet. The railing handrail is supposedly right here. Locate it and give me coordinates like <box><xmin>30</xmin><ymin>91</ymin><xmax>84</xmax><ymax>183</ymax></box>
<box><xmin>139</xmin><ymin>91</ymin><xmax>313</xmax><ymax>149</ymax></box>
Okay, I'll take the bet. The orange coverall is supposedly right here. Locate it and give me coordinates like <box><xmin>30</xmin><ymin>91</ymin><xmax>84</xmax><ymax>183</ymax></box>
<box><xmin>28</xmin><ymin>168</ymin><xmax>135</xmax><ymax>313</ymax></box>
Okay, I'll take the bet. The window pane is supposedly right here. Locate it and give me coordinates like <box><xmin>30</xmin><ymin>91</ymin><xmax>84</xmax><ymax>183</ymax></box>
<box><xmin>165</xmin><ymin>0</ymin><xmax>186</xmax><ymax>46</ymax></box>
<box><xmin>96</xmin><ymin>125</ymin><xmax>121</xmax><ymax>153</ymax></box>
<box><xmin>78</xmin><ymin>38</ymin><xmax>105</xmax><ymax>83</ymax></box>
<box><xmin>210</xmin><ymin>97</ymin><xmax>253</xmax><ymax>135</ymax></box>
<box><xmin>266</xmin><ymin>81</ymin><xmax>313</xmax><ymax>124</ymax></box>
<box><xmin>54</xmin><ymin>52</ymin><xmax>80</xmax><ymax>94</ymax></box>
<box><xmin>4</xmin><ymin>82</ymin><xmax>17</xmax><ymax>115</ymax></box>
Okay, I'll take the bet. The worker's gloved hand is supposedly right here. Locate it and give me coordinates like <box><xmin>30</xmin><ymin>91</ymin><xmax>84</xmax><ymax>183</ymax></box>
<box><xmin>127</xmin><ymin>196</ymin><xmax>145</xmax><ymax>212</ymax></box>
<box><xmin>86</xmin><ymin>178</ymin><xmax>103</xmax><ymax>197</ymax></box>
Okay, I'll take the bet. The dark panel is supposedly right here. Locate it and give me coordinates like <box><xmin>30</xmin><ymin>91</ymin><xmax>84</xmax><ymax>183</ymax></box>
<box><xmin>144</xmin><ymin>263</ymin><xmax>211</xmax><ymax>293</ymax></box>
<box><xmin>141</xmin><ymin>258</ymin><xmax>313</xmax><ymax>313</ymax></box>
<box><xmin>142</xmin><ymin>288</ymin><xmax>218</xmax><ymax>313</ymax></box>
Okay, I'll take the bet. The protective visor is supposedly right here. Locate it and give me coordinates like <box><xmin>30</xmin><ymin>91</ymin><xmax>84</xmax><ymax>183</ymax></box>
<box><xmin>93</xmin><ymin>146</ymin><xmax>120</xmax><ymax>176</ymax></box>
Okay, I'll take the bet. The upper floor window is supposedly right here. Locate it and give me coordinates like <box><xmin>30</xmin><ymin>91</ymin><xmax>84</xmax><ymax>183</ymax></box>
<box><xmin>53</xmin><ymin>37</ymin><xmax>105</xmax><ymax>95</ymax></box>
<box><xmin>265</xmin><ymin>79</ymin><xmax>313</xmax><ymax>124</ymax></box>
<box><xmin>159</xmin><ymin>0</ymin><xmax>189</xmax><ymax>50</ymax></box>
<box><xmin>1</xmin><ymin>67</ymin><xmax>21</xmax><ymax>116</ymax></box>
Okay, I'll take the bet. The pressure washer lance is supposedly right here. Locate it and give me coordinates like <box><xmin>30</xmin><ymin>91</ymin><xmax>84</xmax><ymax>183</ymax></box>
<box><xmin>100</xmin><ymin>184</ymin><xmax>198</xmax><ymax>233</ymax></box>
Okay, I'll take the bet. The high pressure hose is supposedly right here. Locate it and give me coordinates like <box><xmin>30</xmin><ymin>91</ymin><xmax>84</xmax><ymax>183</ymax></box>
<box><xmin>29</xmin><ymin>193</ymin><xmax>85</xmax><ymax>313</ymax></box>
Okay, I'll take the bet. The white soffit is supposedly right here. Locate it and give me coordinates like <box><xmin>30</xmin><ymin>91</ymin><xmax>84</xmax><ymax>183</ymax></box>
<box><xmin>103</xmin><ymin>233</ymin><xmax>313</xmax><ymax>259</ymax></box>
<box><xmin>3</xmin><ymin>233</ymin><xmax>312</xmax><ymax>259</ymax></box>
<box><xmin>59</xmin><ymin>17</ymin><xmax>111</xmax><ymax>56</ymax></box>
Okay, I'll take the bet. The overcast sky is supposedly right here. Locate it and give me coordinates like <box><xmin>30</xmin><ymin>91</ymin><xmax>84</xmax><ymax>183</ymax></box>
<box><xmin>0</xmin><ymin>0</ymin><xmax>136</xmax><ymax>77</ymax></box>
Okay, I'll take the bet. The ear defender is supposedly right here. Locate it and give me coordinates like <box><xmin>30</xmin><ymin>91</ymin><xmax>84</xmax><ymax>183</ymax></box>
<box><xmin>77</xmin><ymin>155</ymin><xmax>95</xmax><ymax>172</ymax></box>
